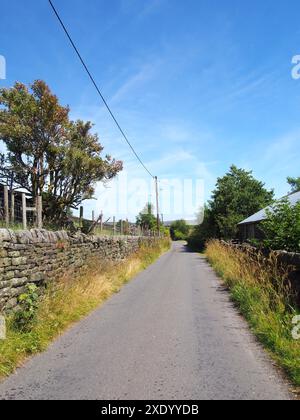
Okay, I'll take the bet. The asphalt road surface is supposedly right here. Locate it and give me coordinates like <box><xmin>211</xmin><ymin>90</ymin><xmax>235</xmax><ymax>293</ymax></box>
<box><xmin>0</xmin><ymin>242</ymin><xmax>293</xmax><ymax>400</ymax></box>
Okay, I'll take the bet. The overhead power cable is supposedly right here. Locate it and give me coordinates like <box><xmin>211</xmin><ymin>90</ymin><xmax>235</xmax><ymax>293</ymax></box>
<box><xmin>48</xmin><ymin>0</ymin><xmax>154</xmax><ymax>179</ymax></box>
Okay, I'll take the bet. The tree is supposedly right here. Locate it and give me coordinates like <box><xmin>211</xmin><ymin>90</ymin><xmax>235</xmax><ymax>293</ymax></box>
<box><xmin>261</xmin><ymin>199</ymin><xmax>300</xmax><ymax>252</ymax></box>
<box><xmin>0</xmin><ymin>80</ymin><xmax>122</xmax><ymax>224</ymax></box>
<box><xmin>170</xmin><ymin>220</ymin><xmax>190</xmax><ymax>241</ymax></box>
<box><xmin>187</xmin><ymin>206</ymin><xmax>217</xmax><ymax>250</ymax></box>
<box><xmin>209</xmin><ymin>165</ymin><xmax>274</xmax><ymax>239</ymax></box>
<box><xmin>136</xmin><ymin>203</ymin><xmax>157</xmax><ymax>232</ymax></box>
<box><xmin>187</xmin><ymin>165</ymin><xmax>274</xmax><ymax>248</ymax></box>
<box><xmin>43</xmin><ymin>120</ymin><xmax>122</xmax><ymax>222</ymax></box>
<box><xmin>287</xmin><ymin>177</ymin><xmax>300</xmax><ymax>193</ymax></box>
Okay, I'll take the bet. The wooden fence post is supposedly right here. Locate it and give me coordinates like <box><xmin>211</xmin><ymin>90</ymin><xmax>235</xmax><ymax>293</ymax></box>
<box><xmin>36</xmin><ymin>196</ymin><xmax>43</xmax><ymax>229</ymax></box>
<box><xmin>11</xmin><ymin>192</ymin><xmax>15</xmax><ymax>224</ymax></box>
<box><xmin>22</xmin><ymin>193</ymin><xmax>27</xmax><ymax>230</ymax></box>
<box><xmin>79</xmin><ymin>206</ymin><xmax>84</xmax><ymax>228</ymax></box>
<box><xmin>3</xmin><ymin>186</ymin><xmax>9</xmax><ymax>227</ymax></box>
<box><xmin>113</xmin><ymin>216</ymin><xmax>116</xmax><ymax>236</ymax></box>
<box><xmin>100</xmin><ymin>211</ymin><xmax>103</xmax><ymax>232</ymax></box>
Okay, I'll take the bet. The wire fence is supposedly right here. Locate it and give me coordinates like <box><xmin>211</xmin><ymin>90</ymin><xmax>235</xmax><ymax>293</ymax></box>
<box><xmin>74</xmin><ymin>216</ymin><xmax>157</xmax><ymax>237</ymax></box>
<box><xmin>0</xmin><ymin>184</ymin><xmax>37</xmax><ymax>230</ymax></box>
<box><xmin>0</xmin><ymin>184</ymin><xmax>160</xmax><ymax>237</ymax></box>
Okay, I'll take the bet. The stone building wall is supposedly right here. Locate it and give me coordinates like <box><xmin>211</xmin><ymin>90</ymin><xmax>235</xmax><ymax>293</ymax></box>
<box><xmin>0</xmin><ymin>229</ymin><xmax>154</xmax><ymax>312</ymax></box>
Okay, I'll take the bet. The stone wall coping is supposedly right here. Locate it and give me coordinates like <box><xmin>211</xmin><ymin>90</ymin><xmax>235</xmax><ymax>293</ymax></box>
<box><xmin>221</xmin><ymin>240</ymin><xmax>300</xmax><ymax>268</ymax></box>
<box><xmin>0</xmin><ymin>230</ymin><xmax>159</xmax><ymax>311</ymax></box>
<box><xmin>0</xmin><ymin>229</ymin><xmax>146</xmax><ymax>246</ymax></box>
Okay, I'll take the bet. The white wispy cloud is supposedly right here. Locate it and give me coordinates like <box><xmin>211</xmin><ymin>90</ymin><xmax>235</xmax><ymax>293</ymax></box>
<box><xmin>264</xmin><ymin>130</ymin><xmax>300</xmax><ymax>161</ymax></box>
<box><xmin>138</xmin><ymin>0</ymin><xmax>165</xmax><ymax>18</ymax></box>
<box><xmin>121</xmin><ymin>0</ymin><xmax>166</xmax><ymax>18</ymax></box>
<box><xmin>110</xmin><ymin>60</ymin><xmax>162</xmax><ymax>104</ymax></box>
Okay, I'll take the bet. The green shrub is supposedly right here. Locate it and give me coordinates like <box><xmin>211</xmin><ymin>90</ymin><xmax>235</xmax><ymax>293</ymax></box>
<box><xmin>173</xmin><ymin>230</ymin><xmax>187</xmax><ymax>241</ymax></box>
<box><xmin>262</xmin><ymin>199</ymin><xmax>300</xmax><ymax>252</ymax></box>
<box><xmin>12</xmin><ymin>284</ymin><xmax>39</xmax><ymax>332</ymax></box>
<box><xmin>187</xmin><ymin>207</ymin><xmax>217</xmax><ymax>250</ymax></box>
<box><xmin>170</xmin><ymin>220</ymin><xmax>189</xmax><ymax>241</ymax></box>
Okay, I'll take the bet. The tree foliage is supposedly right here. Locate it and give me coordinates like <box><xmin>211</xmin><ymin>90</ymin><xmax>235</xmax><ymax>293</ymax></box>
<box><xmin>188</xmin><ymin>207</ymin><xmax>217</xmax><ymax>250</ymax></box>
<box><xmin>209</xmin><ymin>165</ymin><xmax>274</xmax><ymax>239</ymax></box>
<box><xmin>188</xmin><ymin>165</ymin><xmax>274</xmax><ymax>248</ymax></box>
<box><xmin>261</xmin><ymin>199</ymin><xmax>300</xmax><ymax>252</ymax></box>
<box><xmin>0</xmin><ymin>81</ymin><xmax>122</xmax><ymax>223</ymax></box>
<box><xmin>136</xmin><ymin>203</ymin><xmax>157</xmax><ymax>232</ymax></box>
<box><xmin>287</xmin><ymin>177</ymin><xmax>300</xmax><ymax>193</ymax></box>
<box><xmin>170</xmin><ymin>220</ymin><xmax>190</xmax><ymax>241</ymax></box>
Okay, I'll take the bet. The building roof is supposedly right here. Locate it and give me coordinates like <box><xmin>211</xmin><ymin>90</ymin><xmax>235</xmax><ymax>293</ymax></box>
<box><xmin>238</xmin><ymin>191</ymin><xmax>300</xmax><ymax>225</ymax></box>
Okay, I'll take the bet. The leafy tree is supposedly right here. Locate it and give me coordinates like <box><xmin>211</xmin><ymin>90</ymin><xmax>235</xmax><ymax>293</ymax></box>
<box><xmin>136</xmin><ymin>203</ymin><xmax>157</xmax><ymax>232</ymax></box>
<box><xmin>0</xmin><ymin>81</ymin><xmax>122</xmax><ymax>223</ymax></box>
<box><xmin>209</xmin><ymin>165</ymin><xmax>274</xmax><ymax>239</ymax></box>
<box><xmin>187</xmin><ymin>206</ymin><xmax>217</xmax><ymax>250</ymax></box>
<box><xmin>43</xmin><ymin>120</ymin><xmax>122</xmax><ymax>222</ymax></box>
<box><xmin>160</xmin><ymin>225</ymin><xmax>170</xmax><ymax>237</ymax></box>
<box><xmin>287</xmin><ymin>177</ymin><xmax>300</xmax><ymax>193</ymax></box>
<box><xmin>261</xmin><ymin>199</ymin><xmax>300</xmax><ymax>252</ymax></box>
<box><xmin>170</xmin><ymin>220</ymin><xmax>190</xmax><ymax>241</ymax></box>
<box><xmin>187</xmin><ymin>165</ymin><xmax>274</xmax><ymax>248</ymax></box>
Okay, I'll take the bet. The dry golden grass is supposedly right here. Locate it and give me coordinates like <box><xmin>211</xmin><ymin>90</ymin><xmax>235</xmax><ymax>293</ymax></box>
<box><xmin>0</xmin><ymin>239</ymin><xmax>170</xmax><ymax>378</ymax></box>
<box><xmin>206</xmin><ymin>240</ymin><xmax>300</xmax><ymax>387</ymax></box>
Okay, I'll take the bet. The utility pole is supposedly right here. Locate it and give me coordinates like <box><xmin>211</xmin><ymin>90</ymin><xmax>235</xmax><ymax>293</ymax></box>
<box><xmin>155</xmin><ymin>176</ymin><xmax>160</xmax><ymax>237</ymax></box>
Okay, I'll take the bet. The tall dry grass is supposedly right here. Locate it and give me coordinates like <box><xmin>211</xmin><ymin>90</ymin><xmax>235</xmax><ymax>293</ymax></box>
<box><xmin>206</xmin><ymin>240</ymin><xmax>300</xmax><ymax>387</ymax></box>
<box><xmin>0</xmin><ymin>238</ymin><xmax>170</xmax><ymax>378</ymax></box>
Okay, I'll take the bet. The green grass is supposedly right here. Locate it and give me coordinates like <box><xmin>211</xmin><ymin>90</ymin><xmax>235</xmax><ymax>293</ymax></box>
<box><xmin>0</xmin><ymin>238</ymin><xmax>170</xmax><ymax>378</ymax></box>
<box><xmin>206</xmin><ymin>240</ymin><xmax>300</xmax><ymax>388</ymax></box>
<box><xmin>0</xmin><ymin>222</ymin><xmax>25</xmax><ymax>232</ymax></box>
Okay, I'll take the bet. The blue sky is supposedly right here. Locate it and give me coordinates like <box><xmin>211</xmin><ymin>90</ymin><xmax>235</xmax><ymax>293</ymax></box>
<box><xmin>1</xmin><ymin>0</ymin><xmax>300</xmax><ymax>220</ymax></box>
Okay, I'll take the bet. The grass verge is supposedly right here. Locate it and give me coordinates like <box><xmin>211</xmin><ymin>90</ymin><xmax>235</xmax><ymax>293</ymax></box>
<box><xmin>0</xmin><ymin>238</ymin><xmax>170</xmax><ymax>379</ymax></box>
<box><xmin>206</xmin><ymin>240</ymin><xmax>300</xmax><ymax>388</ymax></box>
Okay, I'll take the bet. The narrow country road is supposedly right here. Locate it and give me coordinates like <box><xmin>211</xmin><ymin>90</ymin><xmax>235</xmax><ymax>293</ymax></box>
<box><xmin>0</xmin><ymin>242</ymin><xmax>292</xmax><ymax>400</ymax></box>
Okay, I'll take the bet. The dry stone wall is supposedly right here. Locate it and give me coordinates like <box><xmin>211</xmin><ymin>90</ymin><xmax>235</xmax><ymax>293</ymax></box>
<box><xmin>0</xmin><ymin>229</ymin><xmax>155</xmax><ymax>312</ymax></box>
<box><xmin>222</xmin><ymin>241</ymin><xmax>300</xmax><ymax>306</ymax></box>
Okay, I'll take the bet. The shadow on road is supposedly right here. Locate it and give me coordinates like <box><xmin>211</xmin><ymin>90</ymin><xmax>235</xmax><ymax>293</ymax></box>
<box><xmin>172</xmin><ymin>241</ymin><xmax>196</xmax><ymax>254</ymax></box>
